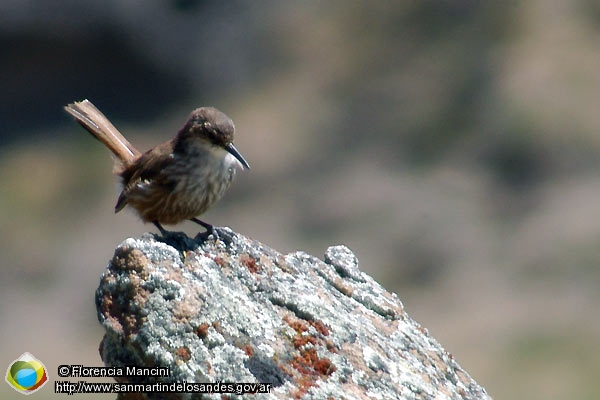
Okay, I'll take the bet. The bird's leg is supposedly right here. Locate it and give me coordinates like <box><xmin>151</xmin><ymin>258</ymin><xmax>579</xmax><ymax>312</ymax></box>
<box><xmin>153</xmin><ymin>221</ymin><xmax>170</xmax><ymax>236</ymax></box>
<box><xmin>190</xmin><ymin>218</ymin><xmax>214</xmax><ymax>234</ymax></box>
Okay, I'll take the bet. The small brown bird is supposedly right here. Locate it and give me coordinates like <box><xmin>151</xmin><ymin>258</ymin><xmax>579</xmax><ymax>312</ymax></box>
<box><xmin>64</xmin><ymin>99</ymin><xmax>250</xmax><ymax>239</ymax></box>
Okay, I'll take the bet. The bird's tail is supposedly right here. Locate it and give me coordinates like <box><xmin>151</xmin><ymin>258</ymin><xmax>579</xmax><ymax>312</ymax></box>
<box><xmin>64</xmin><ymin>99</ymin><xmax>141</xmax><ymax>166</ymax></box>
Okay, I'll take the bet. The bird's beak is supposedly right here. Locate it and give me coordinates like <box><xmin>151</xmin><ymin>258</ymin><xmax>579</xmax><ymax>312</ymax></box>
<box><xmin>225</xmin><ymin>143</ymin><xmax>250</xmax><ymax>170</ymax></box>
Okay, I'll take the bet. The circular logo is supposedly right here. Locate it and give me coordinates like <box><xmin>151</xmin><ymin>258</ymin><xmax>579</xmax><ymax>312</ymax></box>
<box><xmin>5</xmin><ymin>352</ymin><xmax>48</xmax><ymax>395</ymax></box>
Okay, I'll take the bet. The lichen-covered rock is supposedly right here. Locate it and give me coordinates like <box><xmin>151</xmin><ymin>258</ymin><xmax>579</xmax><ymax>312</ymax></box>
<box><xmin>96</xmin><ymin>229</ymin><xmax>490</xmax><ymax>400</ymax></box>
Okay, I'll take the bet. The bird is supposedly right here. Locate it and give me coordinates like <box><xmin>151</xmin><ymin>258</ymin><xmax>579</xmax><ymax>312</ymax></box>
<box><xmin>64</xmin><ymin>99</ymin><xmax>250</xmax><ymax>241</ymax></box>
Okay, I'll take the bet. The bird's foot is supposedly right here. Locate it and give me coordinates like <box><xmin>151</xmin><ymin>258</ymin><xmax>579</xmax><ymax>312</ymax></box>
<box><xmin>194</xmin><ymin>226</ymin><xmax>235</xmax><ymax>246</ymax></box>
<box><xmin>153</xmin><ymin>221</ymin><xmax>198</xmax><ymax>251</ymax></box>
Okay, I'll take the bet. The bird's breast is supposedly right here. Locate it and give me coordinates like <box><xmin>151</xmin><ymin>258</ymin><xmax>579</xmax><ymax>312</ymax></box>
<box><xmin>171</xmin><ymin>148</ymin><xmax>237</xmax><ymax>211</ymax></box>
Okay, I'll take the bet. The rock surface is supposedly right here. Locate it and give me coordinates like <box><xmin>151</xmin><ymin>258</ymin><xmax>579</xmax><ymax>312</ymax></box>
<box><xmin>96</xmin><ymin>229</ymin><xmax>491</xmax><ymax>400</ymax></box>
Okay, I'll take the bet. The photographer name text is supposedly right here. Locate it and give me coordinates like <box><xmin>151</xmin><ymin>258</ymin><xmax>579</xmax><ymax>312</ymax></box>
<box><xmin>58</xmin><ymin>365</ymin><xmax>170</xmax><ymax>378</ymax></box>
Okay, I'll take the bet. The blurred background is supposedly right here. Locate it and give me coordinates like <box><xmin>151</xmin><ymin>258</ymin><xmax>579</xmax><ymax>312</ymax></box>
<box><xmin>1</xmin><ymin>1</ymin><xmax>599</xmax><ymax>399</ymax></box>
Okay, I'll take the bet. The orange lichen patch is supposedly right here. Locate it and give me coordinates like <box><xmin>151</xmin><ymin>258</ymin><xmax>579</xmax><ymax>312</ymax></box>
<box><xmin>195</xmin><ymin>323</ymin><xmax>210</xmax><ymax>339</ymax></box>
<box><xmin>243</xmin><ymin>344</ymin><xmax>254</xmax><ymax>357</ymax></box>
<box><xmin>325</xmin><ymin>339</ymin><xmax>338</xmax><ymax>353</ymax></box>
<box><xmin>284</xmin><ymin>315</ymin><xmax>309</xmax><ymax>334</ymax></box>
<box><xmin>213</xmin><ymin>256</ymin><xmax>227</xmax><ymax>268</ymax></box>
<box><xmin>292</xmin><ymin>348</ymin><xmax>336</xmax><ymax>377</ymax></box>
<box><xmin>175</xmin><ymin>346</ymin><xmax>191</xmax><ymax>361</ymax></box>
<box><xmin>294</xmin><ymin>349</ymin><xmax>318</xmax><ymax>375</ymax></box>
<box><xmin>284</xmin><ymin>313</ymin><xmax>336</xmax><ymax>395</ymax></box>
<box><xmin>293</xmin><ymin>335</ymin><xmax>317</xmax><ymax>348</ymax></box>
<box><xmin>309</xmin><ymin>320</ymin><xmax>330</xmax><ymax>336</ymax></box>
<box><xmin>313</xmin><ymin>357</ymin><xmax>335</xmax><ymax>376</ymax></box>
<box><xmin>239</xmin><ymin>254</ymin><xmax>260</xmax><ymax>273</ymax></box>
<box><xmin>289</xmin><ymin>348</ymin><xmax>337</xmax><ymax>397</ymax></box>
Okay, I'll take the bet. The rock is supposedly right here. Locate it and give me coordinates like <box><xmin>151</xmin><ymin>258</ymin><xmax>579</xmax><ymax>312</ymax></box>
<box><xmin>96</xmin><ymin>229</ymin><xmax>490</xmax><ymax>400</ymax></box>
